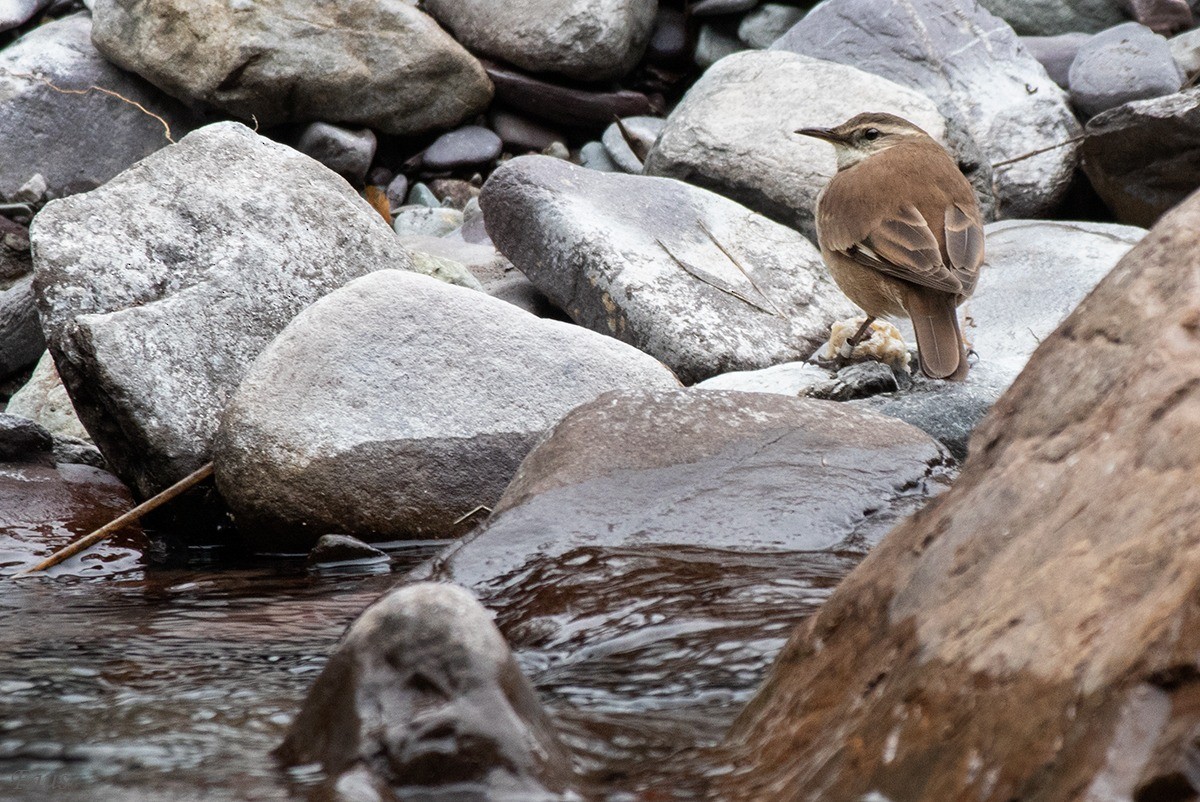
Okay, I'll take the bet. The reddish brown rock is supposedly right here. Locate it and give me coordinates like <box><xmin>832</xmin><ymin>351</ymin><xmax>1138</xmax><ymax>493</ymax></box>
<box><xmin>720</xmin><ymin>189</ymin><xmax>1200</xmax><ymax>799</ymax></box>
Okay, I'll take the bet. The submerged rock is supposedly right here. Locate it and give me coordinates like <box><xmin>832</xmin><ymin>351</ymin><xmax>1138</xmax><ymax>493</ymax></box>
<box><xmin>278</xmin><ymin>582</ymin><xmax>573</xmax><ymax>798</ymax></box>
<box><xmin>31</xmin><ymin>122</ymin><xmax>417</xmax><ymax>499</ymax></box>
<box><xmin>306</xmin><ymin>534</ymin><xmax>387</xmax><ymax>567</ymax></box>
<box><xmin>481</xmin><ymin>155</ymin><xmax>855</xmax><ymax>384</ymax></box>
<box><xmin>720</xmin><ymin>180</ymin><xmax>1200</xmax><ymax>802</ymax></box>
<box><xmin>213</xmin><ymin>270</ymin><xmax>677</xmax><ymax>551</ymax></box>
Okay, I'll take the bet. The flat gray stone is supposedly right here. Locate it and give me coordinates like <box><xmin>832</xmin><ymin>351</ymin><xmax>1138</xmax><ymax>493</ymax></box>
<box><xmin>0</xmin><ymin>13</ymin><xmax>200</xmax><ymax>205</ymax></box>
<box><xmin>422</xmin><ymin>125</ymin><xmax>502</xmax><ymax>172</ymax></box>
<box><xmin>481</xmin><ymin>155</ymin><xmax>856</xmax><ymax>384</ymax></box>
<box><xmin>696</xmin><ymin>361</ymin><xmax>833</xmax><ymax>396</ymax></box>
<box><xmin>91</xmin><ymin>0</ymin><xmax>492</xmax><ymax>135</ymax></box>
<box><xmin>31</xmin><ymin>122</ymin><xmax>419</xmax><ymax>498</ymax></box>
<box><xmin>738</xmin><ymin>3</ymin><xmax>805</xmax><ymax>48</ymax></box>
<box><xmin>296</xmin><ymin>122</ymin><xmax>377</xmax><ymax>184</ymax></box>
<box><xmin>1070</xmin><ymin>22</ymin><xmax>1184</xmax><ymax>118</ymax></box>
<box><xmin>424</xmin><ymin>0</ymin><xmax>657</xmax><ymax>81</ymax></box>
<box><xmin>645</xmin><ymin>50</ymin><xmax>964</xmax><ymax>241</ymax></box>
<box><xmin>600</xmin><ymin>116</ymin><xmax>664</xmax><ymax>173</ymax></box>
<box><xmin>774</xmin><ymin>0</ymin><xmax>1081</xmax><ymax>219</ymax></box>
<box><xmin>213</xmin><ymin>269</ymin><xmax>678</xmax><ymax>549</ymax></box>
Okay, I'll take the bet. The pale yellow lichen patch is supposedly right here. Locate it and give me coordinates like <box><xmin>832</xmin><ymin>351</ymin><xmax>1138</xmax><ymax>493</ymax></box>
<box><xmin>818</xmin><ymin>317</ymin><xmax>911</xmax><ymax>372</ymax></box>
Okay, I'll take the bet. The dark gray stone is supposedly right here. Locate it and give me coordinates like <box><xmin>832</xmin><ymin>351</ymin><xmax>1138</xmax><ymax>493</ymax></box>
<box><xmin>601</xmin><ymin>116</ymin><xmax>664</xmax><ymax>173</ymax></box>
<box><xmin>481</xmin><ymin>155</ymin><xmax>856</xmax><ymax>384</ymax></box>
<box><xmin>693</xmin><ymin>0</ymin><xmax>759</xmax><ymax>16</ymax></box>
<box><xmin>0</xmin><ymin>13</ymin><xmax>200</xmax><ymax>205</ymax></box>
<box><xmin>384</xmin><ymin>173</ymin><xmax>409</xmax><ymax>210</ymax></box>
<box><xmin>213</xmin><ymin>269</ymin><xmax>678</xmax><ymax>550</ymax></box>
<box><xmin>0</xmin><ymin>274</ymin><xmax>43</xmax><ymax>380</ymax></box>
<box><xmin>488</xmin><ymin>110</ymin><xmax>565</xmax><ymax>154</ymax></box>
<box><xmin>1070</xmin><ymin>22</ymin><xmax>1184</xmax><ymax>118</ymax></box>
<box><xmin>646</xmin><ymin>6</ymin><xmax>690</xmax><ymax>65</ymax></box>
<box><xmin>278</xmin><ymin>583</ymin><xmax>574</xmax><ymax>799</ymax></box>
<box><xmin>695</xmin><ymin>19</ymin><xmax>746</xmax><ymax>68</ymax></box>
<box><xmin>485</xmin><ymin>62</ymin><xmax>659</xmax><ymax>128</ymax></box>
<box><xmin>31</xmin><ymin>122</ymin><xmax>420</xmax><ymax>499</ymax></box>
<box><xmin>774</xmin><ymin>0</ymin><xmax>1081</xmax><ymax>219</ymax></box>
<box><xmin>1022</xmin><ymin>32</ymin><xmax>1092</xmax><ymax>88</ymax></box>
<box><xmin>423</xmin><ymin>126</ymin><xmax>502</xmax><ymax>172</ymax></box>
<box><xmin>0</xmin><ymin>0</ymin><xmax>52</xmax><ymax>33</ymax></box>
<box><xmin>405</xmin><ymin>181</ymin><xmax>441</xmax><ymax>208</ymax></box>
<box><xmin>91</xmin><ymin>0</ymin><xmax>492</xmax><ymax>135</ymax></box>
<box><xmin>807</xmin><ymin>362</ymin><xmax>899</xmax><ymax>401</ymax></box>
<box><xmin>0</xmin><ymin>216</ymin><xmax>31</xmax><ymax>283</ymax></box>
<box><xmin>0</xmin><ymin>412</ymin><xmax>52</xmax><ymax>463</ymax></box>
<box><xmin>51</xmin><ymin>435</ymin><xmax>105</xmax><ymax>468</ymax></box>
<box><xmin>977</xmin><ymin>0</ymin><xmax>1126</xmax><ymax>34</ymax></box>
<box><xmin>306</xmin><ymin>534</ymin><xmax>388</xmax><ymax>566</ymax></box>
<box><xmin>295</xmin><ymin>122</ymin><xmax>377</xmax><ymax>184</ymax></box>
<box><xmin>738</xmin><ymin>3</ymin><xmax>805</xmax><ymax>48</ymax></box>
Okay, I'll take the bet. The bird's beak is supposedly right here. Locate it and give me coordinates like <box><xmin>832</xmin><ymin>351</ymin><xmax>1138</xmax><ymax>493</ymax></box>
<box><xmin>795</xmin><ymin>127</ymin><xmax>842</xmax><ymax>143</ymax></box>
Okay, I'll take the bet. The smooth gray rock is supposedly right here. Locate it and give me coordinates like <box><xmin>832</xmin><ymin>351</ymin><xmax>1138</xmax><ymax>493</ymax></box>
<box><xmin>692</xmin><ymin>0</ymin><xmax>759</xmax><ymax>15</ymax></box>
<box><xmin>1070</xmin><ymin>23</ymin><xmax>1184</xmax><ymax>118</ymax></box>
<box><xmin>1022</xmin><ymin>32</ymin><xmax>1092</xmax><ymax>88</ymax></box>
<box><xmin>405</xmin><ymin>181</ymin><xmax>441</xmax><ymax>208</ymax></box>
<box><xmin>481</xmin><ymin>155</ymin><xmax>856</xmax><ymax>384</ymax></box>
<box><xmin>695</xmin><ymin>19</ymin><xmax>746</xmax><ymax>68</ymax></box>
<box><xmin>295</xmin><ymin>122</ymin><xmax>377</xmax><ymax>184</ymax></box>
<box><xmin>213</xmin><ymin>269</ymin><xmax>678</xmax><ymax>549</ymax></box>
<box><xmin>278</xmin><ymin>583</ymin><xmax>573</xmax><ymax>799</ymax></box>
<box><xmin>384</xmin><ymin>173</ymin><xmax>408</xmax><ymax>210</ymax></box>
<box><xmin>644</xmin><ymin>50</ymin><xmax>961</xmax><ymax>241</ymax></box>
<box><xmin>31</xmin><ymin>122</ymin><xmax>418</xmax><ymax>498</ymax></box>
<box><xmin>1082</xmin><ymin>86</ymin><xmax>1200</xmax><ymax>226</ymax></box>
<box><xmin>397</xmin><ymin>234</ymin><xmax>513</xmax><ymax>285</ymax></box>
<box><xmin>91</xmin><ymin>0</ymin><xmax>492</xmax><ymax>135</ymax></box>
<box><xmin>392</xmin><ymin>206</ymin><xmax>464</xmax><ymax>238</ymax></box>
<box><xmin>738</xmin><ymin>3</ymin><xmax>805</xmax><ymax>48</ymax></box>
<box><xmin>696</xmin><ymin>361</ymin><xmax>834</xmax><ymax>396</ymax></box>
<box><xmin>775</xmin><ymin>0</ymin><xmax>1081</xmax><ymax>219</ymax></box>
<box><xmin>6</xmin><ymin>352</ymin><xmax>90</xmax><ymax>442</ymax></box>
<box><xmin>977</xmin><ymin>0</ymin><xmax>1126</xmax><ymax>34</ymax></box>
<box><xmin>0</xmin><ymin>274</ymin><xmax>42</xmax><ymax>380</ymax></box>
<box><xmin>424</xmin><ymin>0</ymin><xmax>657</xmax><ymax>81</ymax></box>
<box><xmin>488</xmin><ymin>110</ymin><xmax>566</xmax><ymax>154</ymax></box>
<box><xmin>51</xmin><ymin>435</ymin><xmax>105</xmax><ymax>468</ymax></box>
<box><xmin>857</xmin><ymin>220</ymin><xmax>1146</xmax><ymax>456</ymax></box>
<box><xmin>0</xmin><ymin>411</ymin><xmax>52</xmax><ymax>463</ymax></box>
<box><xmin>1168</xmin><ymin>25</ymin><xmax>1200</xmax><ymax>76</ymax></box>
<box><xmin>600</xmin><ymin>116</ymin><xmax>664</xmax><ymax>173</ymax></box>
<box><xmin>0</xmin><ymin>14</ymin><xmax>200</xmax><ymax>205</ymax></box>
<box><xmin>646</xmin><ymin>6</ymin><xmax>690</xmax><ymax>65</ymax></box>
<box><xmin>422</xmin><ymin>125</ymin><xmax>502</xmax><ymax>172</ymax></box>
<box><xmin>579</xmin><ymin>141</ymin><xmax>619</xmax><ymax>172</ymax></box>
<box><xmin>0</xmin><ymin>0</ymin><xmax>52</xmax><ymax>32</ymax></box>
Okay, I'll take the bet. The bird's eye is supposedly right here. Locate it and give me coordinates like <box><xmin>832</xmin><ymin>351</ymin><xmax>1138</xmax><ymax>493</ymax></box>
<box><xmin>863</xmin><ymin>128</ymin><xmax>881</xmax><ymax>141</ymax></box>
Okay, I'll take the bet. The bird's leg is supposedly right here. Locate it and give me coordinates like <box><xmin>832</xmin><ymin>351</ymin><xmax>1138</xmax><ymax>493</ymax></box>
<box><xmin>838</xmin><ymin>316</ymin><xmax>876</xmax><ymax>359</ymax></box>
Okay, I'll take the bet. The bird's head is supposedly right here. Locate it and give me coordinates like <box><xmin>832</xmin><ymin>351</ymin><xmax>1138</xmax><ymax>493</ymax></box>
<box><xmin>795</xmin><ymin>112</ymin><xmax>934</xmax><ymax>171</ymax></box>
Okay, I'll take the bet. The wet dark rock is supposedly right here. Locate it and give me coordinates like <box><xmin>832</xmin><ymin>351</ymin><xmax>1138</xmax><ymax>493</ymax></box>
<box><xmin>50</xmin><ymin>435</ymin><xmax>104</xmax><ymax>469</ymax></box>
<box><xmin>425</xmin><ymin>0</ymin><xmax>655</xmax><ymax>81</ymax></box>
<box><xmin>720</xmin><ymin>173</ymin><xmax>1200</xmax><ymax>802</ymax></box>
<box><xmin>977</xmin><ymin>0</ymin><xmax>1125</xmax><ymax>34</ymax></box>
<box><xmin>0</xmin><ymin>0</ymin><xmax>52</xmax><ymax>32</ymax></box>
<box><xmin>645</xmin><ymin>50</ymin><xmax>958</xmax><ymax>241</ymax></box>
<box><xmin>422</xmin><ymin>126</ymin><xmax>502</xmax><ymax>173</ymax></box>
<box><xmin>601</xmin><ymin>116</ymin><xmax>664</xmax><ymax>173</ymax></box>
<box><xmin>807</xmin><ymin>362</ymin><xmax>899</xmax><ymax>401</ymax></box>
<box><xmin>384</xmin><ymin>173</ymin><xmax>409</xmax><ymax>210</ymax></box>
<box><xmin>31</xmin><ymin>122</ymin><xmax>418</xmax><ymax>499</ymax></box>
<box><xmin>695</xmin><ymin>19</ymin><xmax>746</xmax><ymax>68</ymax></box>
<box><xmin>775</xmin><ymin>0</ymin><xmax>1080</xmax><ymax>219</ymax></box>
<box><xmin>1070</xmin><ymin>22</ymin><xmax>1183</xmax><ymax>118</ymax></box>
<box><xmin>213</xmin><ymin>269</ymin><xmax>677</xmax><ymax>550</ymax></box>
<box><xmin>0</xmin><ymin>412</ymin><xmax>52</xmax><ymax>463</ymax></box>
<box><xmin>645</xmin><ymin>6</ymin><xmax>691</xmax><ymax>66</ymax></box>
<box><xmin>481</xmin><ymin>155</ymin><xmax>855</xmax><ymax>384</ymax></box>
<box><xmin>295</xmin><ymin>122</ymin><xmax>377</xmax><ymax>184</ymax></box>
<box><xmin>0</xmin><ymin>274</ymin><xmax>43</xmax><ymax>381</ymax></box>
<box><xmin>1022</xmin><ymin>32</ymin><xmax>1091</xmax><ymax>88</ymax></box>
<box><xmin>91</xmin><ymin>0</ymin><xmax>492</xmax><ymax>135</ymax></box>
<box><xmin>1127</xmin><ymin>0</ymin><xmax>1195</xmax><ymax>34</ymax></box>
<box><xmin>0</xmin><ymin>216</ymin><xmax>31</xmax><ymax>282</ymax></box>
<box><xmin>0</xmin><ymin>13</ymin><xmax>200</xmax><ymax>205</ymax></box>
<box><xmin>738</xmin><ymin>3</ymin><xmax>806</xmax><ymax>48</ymax></box>
<box><xmin>693</xmin><ymin>0</ymin><xmax>759</xmax><ymax>15</ymax></box>
<box><xmin>1082</xmin><ymin>86</ymin><xmax>1200</xmax><ymax>226</ymax></box>
<box><xmin>429</xmin><ymin>177</ymin><xmax>482</xmax><ymax>209</ymax></box>
<box><xmin>306</xmin><ymin>534</ymin><xmax>388</xmax><ymax>566</ymax></box>
<box><xmin>278</xmin><ymin>582</ymin><xmax>574</xmax><ymax>797</ymax></box>
<box><xmin>485</xmin><ymin>61</ymin><xmax>659</xmax><ymax>128</ymax></box>
<box><xmin>488</xmin><ymin>109</ymin><xmax>566</xmax><ymax>154</ymax></box>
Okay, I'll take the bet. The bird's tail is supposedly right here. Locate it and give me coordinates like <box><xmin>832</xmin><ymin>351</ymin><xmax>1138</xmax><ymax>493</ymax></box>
<box><xmin>904</xmin><ymin>291</ymin><xmax>968</xmax><ymax>381</ymax></box>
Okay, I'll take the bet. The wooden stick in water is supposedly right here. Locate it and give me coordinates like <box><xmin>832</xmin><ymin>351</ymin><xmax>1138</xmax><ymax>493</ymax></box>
<box><xmin>10</xmin><ymin>461</ymin><xmax>215</xmax><ymax>579</ymax></box>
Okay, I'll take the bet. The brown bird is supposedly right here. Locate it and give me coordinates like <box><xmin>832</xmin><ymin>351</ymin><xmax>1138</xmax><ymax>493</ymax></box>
<box><xmin>796</xmin><ymin>112</ymin><xmax>984</xmax><ymax>381</ymax></box>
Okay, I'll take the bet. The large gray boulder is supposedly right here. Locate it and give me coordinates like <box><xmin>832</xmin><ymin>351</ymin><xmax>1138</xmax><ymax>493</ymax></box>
<box><xmin>774</xmin><ymin>0</ymin><xmax>1081</xmax><ymax>219</ymax></box>
<box><xmin>278</xmin><ymin>583</ymin><xmax>573</xmax><ymax>799</ymax></box>
<box><xmin>90</xmin><ymin>0</ymin><xmax>492</xmax><ymax>135</ymax></box>
<box><xmin>0</xmin><ymin>13</ymin><xmax>200</xmax><ymax>205</ymax></box>
<box><xmin>1069</xmin><ymin>22</ymin><xmax>1184</xmax><ymax>118</ymax></box>
<box><xmin>481</xmin><ymin>155</ymin><xmax>856</xmax><ymax>385</ymax></box>
<box><xmin>31</xmin><ymin>122</ymin><xmax>417</xmax><ymax>499</ymax></box>
<box><xmin>644</xmin><ymin>50</ymin><xmax>977</xmax><ymax>242</ymax></box>
<box><xmin>1082</xmin><ymin>86</ymin><xmax>1200</xmax><ymax>226</ymax></box>
<box><xmin>213</xmin><ymin>270</ymin><xmax>678</xmax><ymax>551</ymax></box>
<box><xmin>425</xmin><ymin>0</ymin><xmax>657</xmax><ymax>81</ymax></box>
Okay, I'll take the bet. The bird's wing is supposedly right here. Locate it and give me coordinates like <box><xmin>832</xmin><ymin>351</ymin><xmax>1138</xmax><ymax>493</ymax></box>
<box><xmin>943</xmin><ymin>201</ymin><xmax>985</xmax><ymax>296</ymax></box>
<box><xmin>829</xmin><ymin>203</ymin><xmax>964</xmax><ymax>295</ymax></box>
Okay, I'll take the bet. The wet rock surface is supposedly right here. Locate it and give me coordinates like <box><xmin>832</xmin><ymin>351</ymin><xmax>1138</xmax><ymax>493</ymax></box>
<box><xmin>720</xmin><ymin>181</ymin><xmax>1200</xmax><ymax>802</ymax></box>
<box><xmin>31</xmin><ymin>122</ymin><xmax>416</xmax><ymax>499</ymax></box>
<box><xmin>90</xmin><ymin>0</ymin><xmax>492</xmax><ymax>135</ymax></box>
<box><xmin>481</xmin><ymin>155</ymin><xmax>855</xmax><ymax>384</ymax></box>
<box><xmin>279</xmin><ymin>582</ymin><xmax>573</xmax><ymax>799</ymax></box>
<box><xmin>774</xmin><ymin>0</ymin><xmax>1081</xmax><ymax>219</ymax></box>
<box><xmin>213</xmin><ymin>269</ymin><xmax>678</xmax><ymax>551</ymax></box>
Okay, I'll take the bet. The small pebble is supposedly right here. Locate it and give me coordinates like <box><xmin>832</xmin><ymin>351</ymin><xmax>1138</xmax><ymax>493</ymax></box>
<box><xmin>306</xmin><ymin>534</ymin><xmax>388</xmax><ymax>566</ymax></box>
<box><xmin>392</xmin><ymin>206</ymin><xmax>464</xmax><ymax>238</ymax></box>
<box><xmin>695</xmin><ymin>20</ymin><xmax>747</xmax><ymax>68</ymax></box>
<box><xmin>422</xmin><ymin>125</ymin><xmax>502</xmax><ymax>172</ymax></box>
<box><xmin>404</xmin><ymin>181</ymin><xmax>440</xmax><ymax>208</ymax></box>
<box><xmin>385</xmin><ymin>173</ymin><xmax>409</xmax><ymax>210</ymax></box>
<box><xmin>601</xmin><ymin>116</ymin><xmax>665</xmax><ymax>173</ymax></box>
<box><xmin>579</xmin><ymin>141</ymin><xmax>620</xmax><ymax>173</ymax></box>
<box><xmin>488</xmin><ymin>109</ymin><xmax>566</xmax><ymax>153</ymax></box>
<box><xmin>296</xmin><ymin>122</ymin><xmax>377</xmax><ymax>183</ymax></box>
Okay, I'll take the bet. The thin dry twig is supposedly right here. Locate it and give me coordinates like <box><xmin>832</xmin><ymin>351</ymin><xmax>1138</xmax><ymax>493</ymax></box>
<box><xmin>2</xmin><ymin>69</ymin><xmax>176</xmax><ymax>144</ymax></box>
<box><xmin>991</xmin><ymin>135</ymin><xmax>1086</xmax><ymax>169</ymax></box>
<box><xmin>452</xmin><ymin>505</ymin><xmax>492</xmax><ymax>526</ymax></box>
<box><xmin>656</xmin><ymin>237</ymin><xmax>778</xmax><ymax>316</ymax></box>
<box><xmin>10</xmin><ymin>462</ymin><xmax>214</xmax><ymax>579</ymax></box>
<box><xmin>697</xmin><ymin>220</ymin><xmax>787</xmax><ymax>319</ymax></box>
